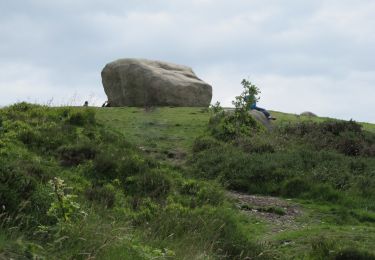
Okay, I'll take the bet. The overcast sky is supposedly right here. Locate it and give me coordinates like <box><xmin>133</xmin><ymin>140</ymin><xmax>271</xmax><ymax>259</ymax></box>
<box><xmin>1</xmin><ymin>0</ymin><xmax>374</xmax><ymax>122</ymax></box>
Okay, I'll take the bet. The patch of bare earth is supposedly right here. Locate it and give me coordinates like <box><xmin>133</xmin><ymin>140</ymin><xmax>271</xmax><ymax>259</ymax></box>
<box><xmin>228</xmin><ymin>191</ymin><xmax>302</xmax><ymax>233</ymax></box>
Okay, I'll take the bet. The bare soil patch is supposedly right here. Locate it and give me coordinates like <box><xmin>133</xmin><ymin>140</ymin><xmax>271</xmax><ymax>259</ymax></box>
<box><xmin>228</xmin><ymin>191</ymin><xmax>302</xmax><ymax>233</ymax></box>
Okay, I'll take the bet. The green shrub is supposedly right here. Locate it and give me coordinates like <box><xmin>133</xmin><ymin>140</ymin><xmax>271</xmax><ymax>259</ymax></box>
<box><xmin>310</xmin><ymin>236</ymin><xmax>336</xmax><ymax>259</ymax></box>
<box><xmin>335</xmin><ymin>248</ymin><xmax>375</xmax><ymax>260</ymax></box>
<box><xmin>147</xmin><ymin>205</ymin><xmax>261</xmax><ymax>258</ymax></box>
<box><xmin>233</xmin><ymin>135</ymin><xmax>275</xmax><ymax>154</ymax></box>
<box><xmin>309</xmin><ymin>184</ymin><xmax>341</xmax><ymax>203</ymax></box>
<box><xmin>191</xmin><ymin>146</ymin><xmax>295</xmax><ymax>194</ymax></box>
<box><xmin>208</xmin><ymin>111</ymin><xmax>260</xmax><ymax>141</ymax></box>
<box><xmin>7</xmin><ymin>102</ymin><xmax>40</xmax><ymax>113</ymax></box>
<box><xmin>124</xmin><ymin>170</ymin><xmax>171</xmax><ymax>199</ymax></box>
<box><xmin>67</xmin><ymin>109</ymin><xmax>96</xmax><ymax>126</ymax></box>
<box><xmin>322</xmin><ymin>120</ymin><xmax>362</xmax><ymax>135</ymax></box>
<box><xmin>363</xmin><ymin>143</ymin><xmax>375</xmax><ymax>157</ymax></box>
<box><xmin>57</xmin><ymin>141</ymin><xmax>97</xmax><ymax>166</ymax></box>
<box><xmin>282</xmin><ymin>178</ymin><xmax>311</xmax><ymax>197</ymax></box>
<box><xmin>85</xmin><ymin>184</ymin><xmax>116</xmax><ymax>208</ymax></box>
<box><xmin>336</xmin><ymin>131</ymin><xmax>363</xmax><ymax>156</ymax></box>
<box><xmin>179</xmin><ymin>180</ymin><xmax>225</xmax><ymax>207</ymax></box>
<box><xmin>180</xmin><ymin>179</ymin><xmax>201</xmax><ymax>195</ymax></box>
<box><xmin>192</xmin><ymin>136</ymin><xmax>221</xmax><ymax>153</ymax></box>
<box><xmin>0</xmin><ymin>161</ymin><xmax>37</xmax><ymax>214</ymax></box>
<box><xmin>276</xmin><ymin>120</ymin><xmax>373</xmax><ymax>157</ymax></box>
<box><xmin>91</xmin><ymin>150</ymin><xmax>120</xmax><ymax>181</ymax></box>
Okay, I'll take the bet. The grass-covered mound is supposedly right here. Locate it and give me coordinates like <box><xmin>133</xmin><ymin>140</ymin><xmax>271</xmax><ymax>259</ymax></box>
<box><xmin>191</xmin><ymin>108</ymin><xmax>375</xmax><ymax>213</ymax></box>
<box><xmin>187</xmin><ymin>105</ymin><xmax>375</xmax><ymax>259</ymax></box>
<box><xmin>0</xmin><ymin>103</ymin><xmax>263</xmax><ymax>259</ymax></box>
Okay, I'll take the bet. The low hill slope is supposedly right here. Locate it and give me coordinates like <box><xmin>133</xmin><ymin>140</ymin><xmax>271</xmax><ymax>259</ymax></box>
<box><xmin>1</xmin><ymin>104</ymin><xmax>375</xmax><ymax>259</ymax></box>
<box><xmin>96</xmin><ymin>107</ymin><xmax>375</xmax><ymax>163</ymax></box>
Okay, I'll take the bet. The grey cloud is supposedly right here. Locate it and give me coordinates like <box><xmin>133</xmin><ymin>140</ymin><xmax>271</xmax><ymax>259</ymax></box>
<box><xmin>0</xmin><ymin>0</ymin><xmax>374</xmax><ymax>122</ymax></box>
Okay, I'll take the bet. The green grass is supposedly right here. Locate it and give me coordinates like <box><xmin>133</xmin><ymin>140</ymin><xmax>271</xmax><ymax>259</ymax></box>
<box><xmin>1</xmin><ymin>103</ymin><xmax>375</xmax><ymax>259</ymax></box>
<box><xmin>95</xmin><ymin>107</ymin><xmax>375</xmax><ymax>258</ymax></box>
<box><xmin>96</xmin><ymin>108</ymin><xmax>375</xmax><ymax>158</ymax></box>
<box><xmin>96</xmin><ymin>107</ymin><xmax>209</xmax><ymax>162</ymax></box>
<box><xmin>271</xmin><ymin>110</ymin><xmax>375</xmax><ymax>133</ymax></box>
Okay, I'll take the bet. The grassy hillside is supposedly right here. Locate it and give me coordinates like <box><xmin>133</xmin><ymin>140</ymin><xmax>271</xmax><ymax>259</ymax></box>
<box><xmin>1</xmin><ymin>103</ymin><xmax>375</xmax><ymax>259</ymax></box>
<box><xmin>96</xmin><ymin>107</ymin><xmax>375</xmax><ymax>162</ymax></box>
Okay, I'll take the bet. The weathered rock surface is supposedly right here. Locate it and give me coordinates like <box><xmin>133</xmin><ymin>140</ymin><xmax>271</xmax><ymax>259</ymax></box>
<box><xmin>101</xmin><ymin>59</ymin><xmax>212</xmax><ymax>107</ymax></box>
<box><xmin>300</xmin><ymin>111</ymin><xmax>317</xmax><ymax>117</ymax></box>
<box><xmin>250</xmin><ymin>110</ymin><xmax>273</xmax><ymax>131</ymax></box>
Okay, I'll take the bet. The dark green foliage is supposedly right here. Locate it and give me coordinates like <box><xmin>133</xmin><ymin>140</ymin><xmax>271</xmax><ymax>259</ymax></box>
<box><xmin>85</xmin><ymin>184</ymin><xmax>116</xmax><ymax>208</ymax></box>
<box><xmin>124</xmin><ymin>170</ymin><xmax>171</xmax><ymax>199</ymax></box>
<box><xmin>309</xmin><ymin>184</ymin><xmax>340</xmax><ymax>203</ymax></box>
<box><xmin>147</xmin><ymin>205</ymin><xmax>261</xmax><ymax>258</ymax></box>
<box><xmin>335</xmin><ymin>249</ymin><xmax>375</xmax><ymax>260</ymax></box>
<box><xmin>90</xmin><ymin>148</ymin><xmax>152</xmax><ymax>183</ymax></box>
<box><xmin>278</xmin><ymin>120</ymin><xmax>373</xmax><ymax>157</ymax></box>
<box><xmin>0</xmin><ymin>159</ymin><xmax>36</xmax><ymax>214</ymax></box>
<box><xmin>1</xmin><ymin>102</ymin><xmax>374</xmax><ymax>258</ymax></box>
<box><xmin>0</xmin><ymin>157</ymin><xmax>53</xmax><ymax>227</ymax></box>
<box><xmin>208</xmin><ymin>110</ymin><xmax>260</xmax><ymax>141</ymax></box>
<box><xmin>6</xmin><ymin>102</ymin><xmax>39</xmax><ymax>113</ymax></box>
<box><xmin>310</xmin><ymin>236</ymin><xmax>337</xmax><ymax>259</ymax></box>
<box><xmin>192</xmin><ymin>111</ymin><xmax>375</xmax><ymax>208</ymax></box>
<box><xmin>57</xmin><ymin>141</ymin><xmax>97</xmax><ymax>166</ymax></box>
<box><xmin>192</xmin><ymin>135</ymin><xmax>221</xmax><ymax>153</ymax></box>
<box><xmin>67</xmin><ymin>109</ymin><xmax>96</xmax><ymax>126</ymax></box>
<box><xmin>179</xmin><ymin>179</ymin><xmax>225</xmax><ymax>207</ymax></box>
<box><xmin>282</xmin><ymin>178</ymin><xmax>311</xmax><ymax>197</ymax></box>
<box><xmin>91</xmin><ymin>150</ymin><xmax>120</xmax><ymax>181</ymax></box>
<box><xmin>335</xmin><ymin>131</ymin><xmax>363</xmax><ymax>156</ymax></box>
<box><xmin>233</xmin><ymin>135</ymin><xmax>275</xmax><ymax>154</ymax></box>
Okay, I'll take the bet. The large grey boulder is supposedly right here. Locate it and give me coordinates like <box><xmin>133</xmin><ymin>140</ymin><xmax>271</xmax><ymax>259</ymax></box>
<box><xmin>250</xmin><ymin>110</ymin><xmax>273</xmax><ymax>131</ymax></box>
<box><xmin>101</xmin><ymin>59</ymin><xmax>212</xmax><ymax>107</ymax></box>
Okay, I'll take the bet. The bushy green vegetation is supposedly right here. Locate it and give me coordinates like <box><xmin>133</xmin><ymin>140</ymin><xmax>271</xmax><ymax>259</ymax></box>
<box><xmin>0</xmin><ymin>102</ymin><xmax>264</xmax><ymax>259</ymax></box>
<box><xmin>190</xmin><ymin>106</ymin><xmax>375</xmax><ymax>210</ymax></box>
<box><xmin>1</xmin><ymin>97</ymin><xmax>375</xmax><ymax>259</ymax></box>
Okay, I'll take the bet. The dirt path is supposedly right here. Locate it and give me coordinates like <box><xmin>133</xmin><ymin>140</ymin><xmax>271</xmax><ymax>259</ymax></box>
<box><xmin>228</xmin><ymin>191</ymin><xmax>303</xmax><ymax>234</ymax></box>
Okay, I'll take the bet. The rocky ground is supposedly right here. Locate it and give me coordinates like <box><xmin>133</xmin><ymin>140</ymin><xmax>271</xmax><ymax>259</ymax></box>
<box><xmin>228</xmin><ymin>191</ymin><xmax>302</xmax><ymax>234</ymax></box>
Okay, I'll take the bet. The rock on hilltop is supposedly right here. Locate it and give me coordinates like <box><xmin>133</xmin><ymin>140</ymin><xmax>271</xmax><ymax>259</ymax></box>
<box><xmin>101</xmin><ymin>59</ymin><xmax>212</xmax><ymax>107</ymax></box>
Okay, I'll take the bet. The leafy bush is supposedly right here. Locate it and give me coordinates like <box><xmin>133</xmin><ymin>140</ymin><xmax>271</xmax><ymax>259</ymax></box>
<box><xmin>179</xmin><ymin>179</ymin><xmax>225</xmax><ymax>207</ymax></box>
<box><xmin>277</xmin><ymin>120</ymin><xmax>374</xmax><ymax>157</ymax></box>
<box><xmin>207</xmin><ymin>79</ymin><xmax>263</xmax><ymax>141</ymax></box>
<box><xmin>124</xmin><ymin>170</ymin><xmax>171</xmax><ymax>199</ymax></box>
<box><xmin>192</xmin><ymin>135</ymin><xmax>221</xmax><ymax>153</ymax></box>
<box><xmin>57</xmin><ymin>141</ymin><xmax>97</xmax><ymax>166</ymax></box>
<box><xmin>233</xmin><ymin>135</ymin><xmax>275</xmax><ymax>154</ymax></box>
<box><xmin>208</xmin><ymin>110</ymin><xmax>260</xmax><ymax>141</ymax></box>
<box><xmin>308</xmin><ymin>184</ymin><xmax>341</xmax><ymax>203</ymax></box>
<box><xmin>91</xmin><ymin>150</ymin><xmax>120</xmax><ymax>181</ymax></box>
<box><xmin>67</xmin><ymin>109</ymin><xmax>96</xmax><ymax>126</ymax></box>
<box><xmin>335</xmin><ymin>248</ymin><xmax>375</xmax><ymax>260</ymax></box>
<box><xmin>282</xmin><ymin>178</ymin><xmax>311</xmax><ymax>197</ymax></box>
<box><xmin>85</xmin><ymin>184</ymin><xmax>116</xmax><ymax>208</ymax></box>
<box><xmin>0</xmin><ymin>159</ymin><xmax>37</xmax><ymax>214</ymax></box>
<box><xmin>147</xmin><ymin>205</ymin><xmax>262</xmax><ymax>258</ymax></box>
<box><xmin>335</xmin><ymin>131</ymin><xmax>364</xmax><ymax>156</ymax></box>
